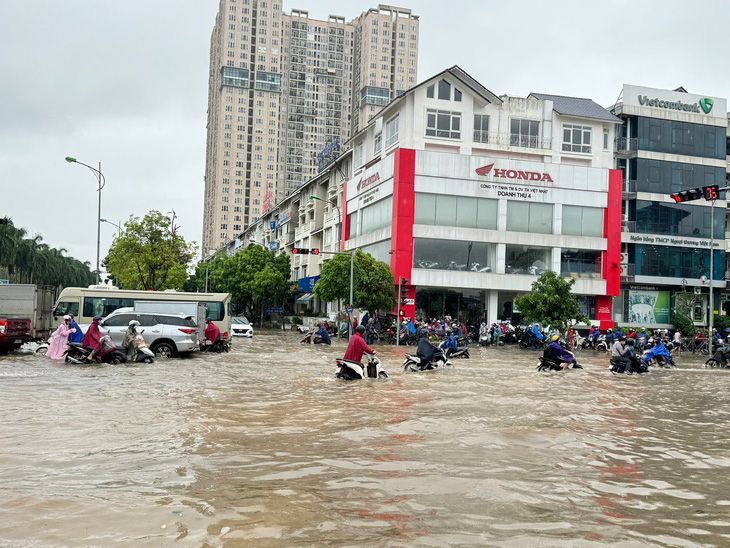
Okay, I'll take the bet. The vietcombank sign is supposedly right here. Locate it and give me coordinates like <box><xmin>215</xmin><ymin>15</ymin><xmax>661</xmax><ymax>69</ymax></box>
<box><xmin>638</xmin><ymin>94</ymin><xmax>713</xmax><ymax>114</ymax></box>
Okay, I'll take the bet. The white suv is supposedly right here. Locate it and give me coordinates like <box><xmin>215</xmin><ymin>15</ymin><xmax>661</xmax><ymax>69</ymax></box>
<box><xmin>100</xmin><ymin>308</ymin><xmax>200</xmax><ymax>358</ymax></box>
<box><xmin>231</xmin><ymin>317</ymin><xmax>254</xmax><ymax>338</ymax></box>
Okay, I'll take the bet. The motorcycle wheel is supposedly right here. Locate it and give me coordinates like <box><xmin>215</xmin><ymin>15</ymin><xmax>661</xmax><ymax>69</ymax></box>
<box><xmin>519</xmin><ymin>341</ymin><xmax>528</xmax><ymax>349</ymax></box>
<box><xmin>35</xmin><ymin>345</ymin><xmax>49</xmax><ymax>355</ymax></box>
<box><xmin>110</xmin><ymin>353</ymin><xmax>125</xmax><ymax>365</ymax></box>
<box><xmin>378</xmin><ymin>371</ymin><xmax>388</xmax><ymax>378</ymax></box>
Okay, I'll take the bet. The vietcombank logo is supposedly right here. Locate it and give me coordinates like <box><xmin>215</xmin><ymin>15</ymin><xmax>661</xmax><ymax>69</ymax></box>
<box><xmin>638</xmin><ymin>94</ymin><xmax>714</xmax><ymax>114</ymax></box>
<box><xmin>700</xmin><ymin>98</ymin><xmax>714</xmax><ymax>114</ymax></box>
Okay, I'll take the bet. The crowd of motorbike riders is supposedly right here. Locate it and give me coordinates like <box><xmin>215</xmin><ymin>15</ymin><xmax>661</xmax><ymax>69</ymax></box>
<box><xmin>304</xmin><ymin>313</ymin><xmax>730</xmax><ymax>374</ymax></box>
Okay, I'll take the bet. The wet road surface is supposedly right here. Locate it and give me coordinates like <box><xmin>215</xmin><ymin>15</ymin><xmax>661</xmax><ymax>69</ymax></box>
<box><xmin>2</xmin><ymin>332</ymin><xmax>730</xmax><ymax>546</ymax></box>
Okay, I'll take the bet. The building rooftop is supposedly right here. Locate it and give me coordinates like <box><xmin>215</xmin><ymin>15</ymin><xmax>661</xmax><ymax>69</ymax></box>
<box><xmin>529</xmin><ymin>93</ymin><xmax>622</xmax><ymax>123</ymax></box>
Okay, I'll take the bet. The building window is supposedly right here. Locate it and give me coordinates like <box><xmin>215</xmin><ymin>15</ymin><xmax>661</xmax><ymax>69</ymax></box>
<box><xmin>562</xmin><ymin>124</ymin><xmax>592</xmax><ymax>153</ymax></box>
<box><xmin>562</xmin><ymin>206</ymin><xmax>604</xmax><ymax>237</ymax></box>
<box><xmin>603</xmin><ymin>128</ymin><xmax>610</xmax><ymax>150</ymax></box>
<box><xmin>385</xmin><ymin>115</ymin><xmax>399</xmax><ymax>148</ymax></box>
<box><xmin>474</xmin><ymin>114</ymin><xmax>489</xmax><ymax>143</ymax></box>
<box><xmin>561</xmin><ymin>249</ymin><xmax>602</xmax><ymax>279</ymax></box>
<box><xmin>353</xmin><ymin>142</ymin><xmax>364</xmax><ymax>168</ymax></box>
<box><xmin>510</xmin><ymin>119</ymin><xmax>540</xmax><ymax>148</ymax></box>
<box><xmin>505</xmin><ymin>245</ymin><xmax>551</xmax><ymax>275</ymax></box>
<box><xmin>415</xmin><ymin>193</ymin><xmax>497</xmax><ymax>230</ymax></box>
<box><xmin>437</xmin><ymin>79</ymin><xmax>451</xmax><ymax>100</ymax></box>
<box><xmin>426</xmin><ymin>109</ymin><xmax>461</xmax><ymax>139</ymax></box>
<box><xmin>506</xmin><ymin>202</ymin><xmax>553</xmax><ymax>234</ymax></box>
<box><xmin>426</xmin><ymin>84</ymin><xmax>434</xmax><ymax>98</ymax></box>
<box><xmin>413</xmin><ymin>238</ymin><xmax>496</xmax><ymax>272</ymax></box>
<box><xmin>454</xmin><ymin>89</ymin><xmax>462</xmax><ymax>102</ymax></box>
<box><xmin>374</xmin><ymin>132</ymin><xmax>382</xmax><ymax>154</ymax></box>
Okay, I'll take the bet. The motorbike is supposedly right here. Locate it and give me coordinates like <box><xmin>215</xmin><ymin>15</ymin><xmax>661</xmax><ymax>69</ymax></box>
<box><xmin>64</xmin><ymin>337</ymin><xmax>126</xmax><ymax>365</ymax></box>
<box><xmin>609</xmin><ymin>357</ymin><xmax>648</xmax><ymax>374</ymax></box>
<box><xmin>335</xmin><ymin>355</ymin><xmax>388</xmax><ymax>380</ymax></box>
<box><xmin>469</xmin><ymin>262</ymin><xmax>491</xmax><ymax>273</ymax></box>
<box><xmin>536</xmin><ymin>355</ymin><xmax>583</xmax><ymax>371</ymax></box>
<box><xmin>300</xmin><ymin>331</ymin><xmax>330</xmax><ymax>345</ymax></box>
<box><xmin>124</xmin><ymin>332</ymin><xmax>155</xmax><ymax>364</ymax></box>
<box><xmin>447</xmin><ymin>261</ymin><xmax>467</xmax><ymax>271</ymax></box>
<box><xmin>201</xmin><ymin>336</ymin><xmax>230</xmax><ymax>353</ymax></box>
<box><xmin>416</xmin><ymin>260</ymin><xmax>438</xmax><ymax>269</ymax></box>
<box><xmin>442</xmin><ymin>345</ymin><xmax>470</xmax><ymax>359</ymax></box>
<box><xmin>479</xmin><ymin>330</ymin><xmax>489</xmax><ymax>346</ymax></box>
<box><xmin>402</xmin><ymin>352</ymin><xmax>452</xmax><ymax>372</ymax></box>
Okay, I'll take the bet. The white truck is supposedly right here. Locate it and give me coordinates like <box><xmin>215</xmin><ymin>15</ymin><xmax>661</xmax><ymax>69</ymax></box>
<box><xmin>0</xmin><ymin>284</ymin><xmax>55</xmax><ymax>352</ymax></box>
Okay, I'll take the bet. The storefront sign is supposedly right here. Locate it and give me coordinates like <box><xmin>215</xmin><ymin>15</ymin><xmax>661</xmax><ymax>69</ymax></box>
<box><xmin>360</xmin><ymin>186</ymin><xmax>381</xmax><ymax>206</ymax></box>
<box><xmin>476</xmin><ymin>163</ymin><xmax>554</xmax><ymax>182</ymax></box>
<box><xmin>629</xmin><ymin>285</ymin><xmax>658</xmax><ymax>291</ymax></box>
<box><xmin>478</xmin><ymin>182</ymin><xmax>549</xmax><ymax>200</ymax></box>
<box><xmin>357</xmin><ymin>172</ymin><xmax>380</xmax><ymax>191</ymax></box>
<box><xmin>623</xmin><ymin>233</ymin><xmax>722</xmax><ymax>248</ymax></box>
<box><xmin>278</xmin><ymin>209</ymin><xmax>292</xmax><ymax>225</ymax></box>
<box><xmin>628</xmin><ymin>290</ymin><xmax>670</xmax><ymax>324</ymax></box>
<box><xmin>638</xmin><ymin>94</ymin><xmax>712</xmax><ymax>114</ymax></box>
<box><xmin>297</xmin><ymin>275</ymin><xmax>321</xmax><ymax>292</ymax></box>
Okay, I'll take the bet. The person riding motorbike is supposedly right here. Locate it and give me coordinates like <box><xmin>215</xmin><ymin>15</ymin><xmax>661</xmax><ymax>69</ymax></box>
<box><xmin>83</xmin><ymin>315</ymin><xmax>103</xmax><ymax>362</ymax></box>
<box><xmin>67</xmin><ymin>315</ymin><xmax>84</xmax><ymax>344</ymax></box>
<box><xmin>611</xmin><ymin>336</ymin><xmax>632</xmax><ymax>372</ymax></box>
<box><xmin>439</xmin><ymin>328</ymin><xmax>458</xmax><ymax>357</ymax></box>
<box><xmin>204</xmin><ymin>319</ymin><xmax>221</xmax><ymax>345</ymax></box>
<box><xmin>641</xmin><ymin>338</ymin><xmax>671</xmax><ymax>366</ymax></box>
<box><xmin>543</xmin><ymin>335</ymin><xmax>576</xmax><ymax>370</ymax></box>
<box><xmin>365</xmin><ymin>319</ymin><xmax>377</xmax><ymax>345</ymax></box>
<box><xmin>314</xmin><ymin>323</ymin><xmax>331</xmax><ymax>345</ymax></box>
<box><xmin>416</xmin><ymin>328</ymin><xmax>442</xmax><ymax>367</ymax></box>
<box><xmin>710</xmin><ymin>335</ymin><xmax>730</xmax><ymax>367</ymax></box>
<box><xmin>123</xmin><ymin>320</ymin><xmax>142</xmax><ymax>360</ymax></box>
<box><xmin>343</xmin><ymin>324</ymin><xmax>375</xmax><ymax>364</ymax></box>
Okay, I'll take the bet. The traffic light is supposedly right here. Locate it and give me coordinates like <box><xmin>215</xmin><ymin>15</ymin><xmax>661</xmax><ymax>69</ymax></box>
<box><xmin>400</xmin><ymin>284</ymin><xmax>409</xmax><ymax>307</ymax></box>
<box><xmin>670</xmin><ymin>188</ymin><xmax>703</xmax><ymax>203</ymax></box>
<box><xmin>703</xmin><ymin>185</ymin><xmax>720</xmax><ymax>201</ymax></box>
<box><xmin>311</xmin><ymin>248</ymin><xmax>320</xmax><ymax>255</ymax></box>
<box><xmin>292</xmin><ymin>248</ymin><xmax>309</xmax><ymax>254</ymax></box>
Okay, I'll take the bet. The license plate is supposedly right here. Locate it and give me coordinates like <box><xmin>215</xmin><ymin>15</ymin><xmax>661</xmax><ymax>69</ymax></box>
<box><xmin>14</xmin><ymin>339</ymin><xmax>22</xmax><ymax>344</ymax></box>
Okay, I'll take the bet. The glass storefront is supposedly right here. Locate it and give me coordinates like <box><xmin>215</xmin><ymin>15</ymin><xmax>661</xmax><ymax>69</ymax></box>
<box><xmin>505</xmin><ymin>245</ymin><xmax>551</xmax><ymax>275</ymax></box>
<box><xmin>631</xmin><ymin>158</ymin><xmax>726</xmax><ymax>195</ymax></box>
<box><xmin>633</xmin><ymin>200</ymin><xmax>723</xmax><ymax>239</ymax></box>
<box><xmin>633</xmin><ymin>244</ymin><xmax>725</xmax><ymax>280</ymax></box>
<box><xmin>414</xmin><ymin>193</ymin><xmax>498</xmax><ymax>230</ymax></box>
<box><xmin>506</xmin><ymin>202</ymin><xmax>553</xmax><ymax>234</ymax></box>
<box><xmin>415</xmin><ymin>287</ymin><xmax>485</xmax><ymax>324</ymax></box>
<box><xmin>413</xmin><ymin>238</ymin><xmax>496</xmax><ymax>272</ymax></box>
<box><xmin>560</xmin><ymin>249</ymin><xmax>602</xmax><ymax>279</ymax></box>
<box><xmin>562</xmin><ymin>205</ymin><xmax>604</xmax><ymax>237</ymax></box>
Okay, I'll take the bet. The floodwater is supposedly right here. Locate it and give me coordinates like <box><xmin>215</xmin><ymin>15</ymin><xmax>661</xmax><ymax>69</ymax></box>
<box><xmin>2</xmin><ymin>333</ymin><xmax>730</xmax><ymax>547</ymax></box>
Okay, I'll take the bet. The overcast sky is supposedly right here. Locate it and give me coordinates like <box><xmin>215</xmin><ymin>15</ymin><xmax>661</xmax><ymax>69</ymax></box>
<box><xmin>2</xmin><ymin>0</ymin><xmax>728</xmax><ymax>270</ymax></box>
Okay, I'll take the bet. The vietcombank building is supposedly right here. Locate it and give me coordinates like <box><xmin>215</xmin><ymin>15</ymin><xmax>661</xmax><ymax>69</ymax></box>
<box><xmin>342</xmin><ymin>66</ymin><xmax>623</xmax><ymax>327</ymax></box>
<box><xmin>613</xmin><ymin>85</ymin><xmax>728</xmax><ymax>328</ymax></box>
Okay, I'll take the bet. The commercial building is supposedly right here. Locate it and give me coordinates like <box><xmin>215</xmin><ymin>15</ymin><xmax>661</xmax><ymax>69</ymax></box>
<box><xmin>612</xmin><ymin>85</ymin><xmax>728</xmax><ymax>328</ymax></box>
<box><xmin>202</xmin><ymin>1</ymin><xmax>419</xmax><ymax>256</ymax></box>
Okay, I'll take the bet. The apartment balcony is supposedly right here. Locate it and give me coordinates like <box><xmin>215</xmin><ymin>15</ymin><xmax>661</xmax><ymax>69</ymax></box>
<box><xmin>615</xmin><ymin>137</ymin><xmax>638</xmax><ymax>158</ymax></box>
<box><xmin>623</xmin><ymin>179</ymin><xmax>637</xmax><ymax>199</ymax></box>
<box><xmin>473</xmin><ymin>130</ymin><xmax>552</xmax><ymax>151</ymax></box>
<box><xmin>621</xmin><ymin>220</ymin><xmax>636</xmax><ymax>233</ymax></box>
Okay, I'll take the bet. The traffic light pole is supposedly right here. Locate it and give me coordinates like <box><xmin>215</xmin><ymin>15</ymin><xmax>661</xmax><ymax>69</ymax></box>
<box><xmin>318</xmin><ymin>249</ymin><xmax>355</xmax><ymax>340</ymax></box>
<box><xmin>706</xmin><ymin>185</ymin><xmax>730</xmax><ymax>339</ymax></box>
<box><xmin>396</xmin><ymin>277</ymin><xmax>402</xmax><ymax>346</ymax></box>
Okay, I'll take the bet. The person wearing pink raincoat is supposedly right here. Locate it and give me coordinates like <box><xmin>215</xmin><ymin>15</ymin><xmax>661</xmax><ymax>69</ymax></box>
<box><xmin>46</xmin><ymin>315</ymin><xmax>77</xmax><ymax>360</ymax></box>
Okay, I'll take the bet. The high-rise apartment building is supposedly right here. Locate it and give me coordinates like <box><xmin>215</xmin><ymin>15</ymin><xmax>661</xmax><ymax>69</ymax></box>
<box><xmin>202</xmin><ymin>1</ymin><xmax>419</xmax><ymax>256</ymax></box>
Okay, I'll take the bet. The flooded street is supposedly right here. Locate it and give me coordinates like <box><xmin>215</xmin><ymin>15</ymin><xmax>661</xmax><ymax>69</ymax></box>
<box><xmin>3</xmin><ymin>332</ymin><xmax>730</xmax><ymax>547</ymax></box>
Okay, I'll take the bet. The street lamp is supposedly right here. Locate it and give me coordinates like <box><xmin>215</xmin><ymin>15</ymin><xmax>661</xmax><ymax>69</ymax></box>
<box><xmin>100</xmin><ymin>218</ymin><xmax>122</xmax><ymax>237</ymax></box>
<box><xmin>65</xmin><ymin>156</ymin><xmax>105</xmax><ymax>284</ymax></box>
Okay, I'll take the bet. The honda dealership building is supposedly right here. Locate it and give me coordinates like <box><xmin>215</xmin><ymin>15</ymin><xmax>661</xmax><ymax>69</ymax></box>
<box><xmin>343</xmin><ymin>66</ymin><xmax>623</xmax><ymax>326</ymax></box>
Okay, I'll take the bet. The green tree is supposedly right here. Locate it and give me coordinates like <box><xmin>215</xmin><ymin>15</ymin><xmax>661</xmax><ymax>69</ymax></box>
<box><xmin>513</xmin><ymin>270</ymin><xmax>589</xmax><ymax>334</ymax></box>
<box><xmin>314</xmin><ymin>250</ymin><xmax>395</xmax><ymax>313</ymax></box>
<box><xmin>206</xmin><ymin>244</ymin><xmax>291</xmax><ymax>315</ymax></box>
<box><xmin>106</xmin><ymin>211</ymin><xmax>196</xmax><ymax>291</ymax></box>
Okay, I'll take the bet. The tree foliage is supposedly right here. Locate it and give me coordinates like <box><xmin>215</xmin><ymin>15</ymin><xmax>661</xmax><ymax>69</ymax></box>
<box><xmin>106</xmin><ymin>211</ymin><xmax>196</xmax><ymax>291</ymax></box>
<box><xmin>513</xmin><ymin>270</ymin><xmax>590</xmax><ymax>333</ymax></box>
<box><xmin>314</xmin><ymin>250</ymin><xmax>396</xmax><ymax>313</ymax></box>
<box><xmin>0</xmin><ymin>217</ymin><xmax>95</xmax><ymax>288</ymax></box>
<box><xmin>204</xmin><ymin>244</ymin><xmax>291</xmax><ymax>314</ymax></box>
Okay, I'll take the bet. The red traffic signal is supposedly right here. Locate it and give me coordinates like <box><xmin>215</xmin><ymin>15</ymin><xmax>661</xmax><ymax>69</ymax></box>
<box><xmin>311</xmin><ymin>248</ymin><xmax>320</xmax><ymax>255</ymax></box>
<box><xmin>669</xmin><ymin>188</ymin><xmax>704</xmax><ymax>203</ymax></box>
<box><xmin>292</xmin><ymin>248</ymin><xmax>309</xmax><ymax>254</ymax></box>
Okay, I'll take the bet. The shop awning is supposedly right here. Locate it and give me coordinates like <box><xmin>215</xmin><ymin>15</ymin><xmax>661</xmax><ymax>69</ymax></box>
<box><xmin>296</xmin><ymin>293</ymin><xmax>316</xmax><ymax>304</ymax></box>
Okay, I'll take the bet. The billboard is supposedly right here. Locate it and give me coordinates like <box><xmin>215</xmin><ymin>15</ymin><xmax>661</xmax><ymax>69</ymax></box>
<box><xmin>628</xmin><ymin>290</ymin><xmax>670</xmax><ymax>324</ymax></box>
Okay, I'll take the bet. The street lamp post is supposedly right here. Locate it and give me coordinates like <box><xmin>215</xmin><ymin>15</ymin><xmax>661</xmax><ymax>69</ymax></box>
<box><xmin>100</xmin><ymin>218</ymin><xmax>122</xmax><ymax>237</ymax></box>
<box><xmin>65</xmin><ymin>157</ymin><xmax>105</xmax><ymax>284</ymax></box>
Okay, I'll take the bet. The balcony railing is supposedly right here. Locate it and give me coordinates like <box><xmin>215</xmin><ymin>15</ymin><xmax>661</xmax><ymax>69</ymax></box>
<box><xmin>473</xmin><ymin>130</ymin><xmax>552</xmax><ymax>150</ymax></box>
<box><xmin>623</xmin><ymin>179</ymin><xmax>637</xmax><ymax>196</ymax></box>
<box><xmin>615</xmin><ymin>137</ymin><xmax>638</xmax><ymax>157</ymax></box>
<box><xmin>621</xmin><ymin>220</ymin><xmax>636</xmax><ymax>233</ymax></box>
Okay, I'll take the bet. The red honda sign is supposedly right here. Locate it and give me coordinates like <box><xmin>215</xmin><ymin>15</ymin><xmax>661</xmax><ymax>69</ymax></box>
<box><xmin>476</xmin><ymin>163</ymin><xmax>553</xmax><ymax>183</ymax></box>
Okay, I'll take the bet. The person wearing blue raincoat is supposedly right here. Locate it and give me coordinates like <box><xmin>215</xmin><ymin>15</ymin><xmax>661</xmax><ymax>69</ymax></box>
<box><xmin>641</xmin><ymin>339</ymin><xmax>671</xmax><ymax>365</ymax></box>
<box><xmin>67</xmin><ymin>316</ymin><xmax>84</xmax><ymax>344</ymax></box>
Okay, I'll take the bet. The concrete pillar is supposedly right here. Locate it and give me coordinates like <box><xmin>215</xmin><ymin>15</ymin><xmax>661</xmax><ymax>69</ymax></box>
<box><xmin>496</xmin><ymin>243</ymin><xmax>506</xmax><ymax>274</ymax></box>
<box><xmin>487</xmin><ymin>290</ymin><xmax>499</xmax><ymax>324</ymax></box>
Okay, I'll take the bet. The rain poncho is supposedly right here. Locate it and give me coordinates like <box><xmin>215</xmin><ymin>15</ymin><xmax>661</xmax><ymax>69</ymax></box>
<box><xmin>440</xmin><ymin>334</ymin><xmax>458</xmax><ymax>351</ymax></box>
<box><xmin>83</xmin><ymin>320</ymin><xmax>102</xmax><ymax>351</ymax></box>
<box><xmin>46</xmin><ymin>315</ymin><xmax>76</xmax><ymax>360</ymax></box>
<box><xmin>544</xmin><ymin>341</ymin><xmax>575</xmax><ymax>364</ymax></box>
<box><xmin>68</xmin><ymin>319</ymin><xmax>84</xmax><ymax>343</ymax></box>
<box><xmin>205</xmin><ymin>321</ymin><xmax>220</xmax><ymax>343</ymax></box>
<box><xmin>642</xmin><ymin>342</ymin><xmax>671</xmax><ymax>364</ymax></box>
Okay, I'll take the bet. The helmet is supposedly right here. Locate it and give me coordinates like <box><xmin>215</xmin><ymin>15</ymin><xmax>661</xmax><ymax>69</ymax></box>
<box><xmin>552</xmin><ymin>334</ymin><xmax>559</xmax><ymax>341</ymax></box>
<box><xmin>607</xmin><ymin>328</ymin><xmax>613</xmax><ymax>332</ymax></box>
<box><xmin>93</xmin><ymin>315</ymin><xmax>102</xmax><ymax>321</ymax></box>
<box><xmin>128</xmin><ymin>320</ymin><xmax>140</xmax><ymax>327</ymax></box>
<box><xmin>446</xmin><ymin>328</ymin><xmax>453</xmax><ymax>334</ymax></box>
<box><xmin>420</xmin><ymin>328</ymin><xmax>429</xmax><ymax>338</ymax></box>
<box><xmin>356</xmin><ymin>325</ymin><xmax>365</xmax><ymax>334</ymax></box>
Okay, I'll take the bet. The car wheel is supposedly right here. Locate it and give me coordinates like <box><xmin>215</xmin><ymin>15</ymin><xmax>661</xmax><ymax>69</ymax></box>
<box><xmin>152</xmin><ymin>342</ymin><xmax>175</xmax><ymax>359</ymax></box>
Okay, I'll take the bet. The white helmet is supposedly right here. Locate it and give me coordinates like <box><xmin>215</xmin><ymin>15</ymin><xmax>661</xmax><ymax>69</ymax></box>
<box><xmin>129</xmin><ymin>320</ymin><xmax>140</xmax><ymax>327</ymax></box>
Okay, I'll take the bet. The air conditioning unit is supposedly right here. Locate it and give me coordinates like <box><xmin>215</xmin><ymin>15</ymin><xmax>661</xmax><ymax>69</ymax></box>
<box><xmin>620</xmin><ymin>252</ymin><xmax>629</xmax><ymax>264</ymax></box>
<box><xmin>620</xmin><ymin>264</ymin><xmax>629</xmax><ymax>276</ymax></box>
<box><xmin>622</xmin><ymin>213</ymin><xmax>629</xmax><ymax>222</ymax></box>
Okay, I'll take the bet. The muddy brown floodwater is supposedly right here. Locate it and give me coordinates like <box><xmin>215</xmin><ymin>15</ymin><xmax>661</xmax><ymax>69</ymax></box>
<box><xmin>2</xmin><ymin>332</ymin><xmax>730</xmax><ymax>547</ymax></box>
